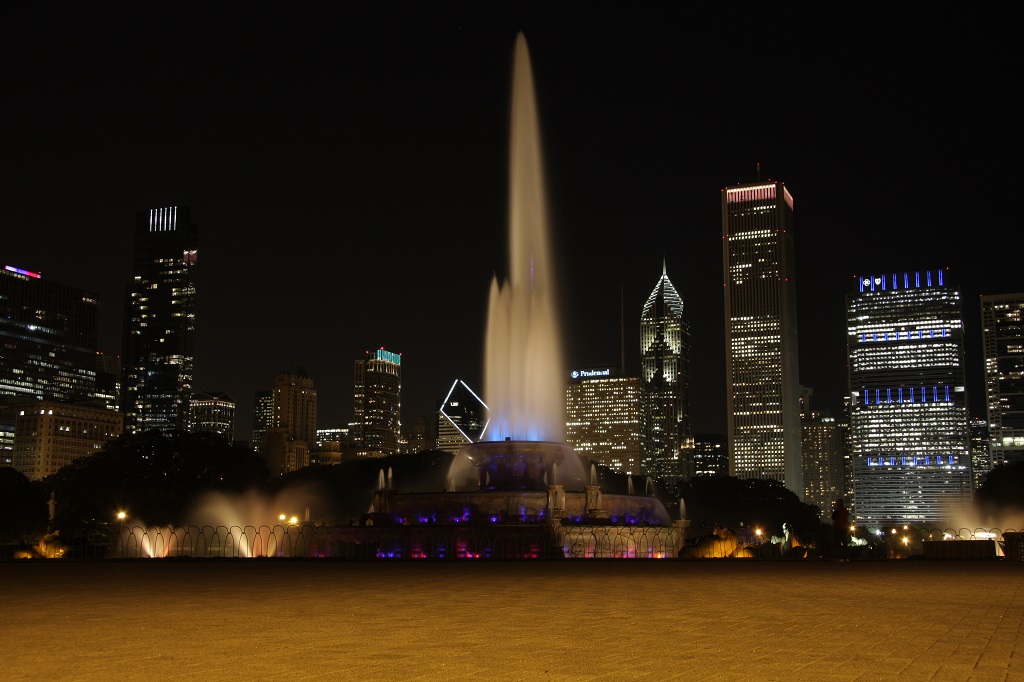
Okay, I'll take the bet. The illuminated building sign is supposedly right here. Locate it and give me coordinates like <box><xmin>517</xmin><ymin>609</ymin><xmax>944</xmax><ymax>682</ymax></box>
<box><xmin>4</xmin><ymin>265</ymin><xmax>41</xmax><ymax>279</ymax></box>
<box><xmin>570</xmin><ymin>368</ymin><xmax>613</xmax><ymax>381</ymax></box>
<box><xmin>375</xmin><ymin>349</ymin><xmax>401</xmax><ymax>365</ymax></box>
<box><xmin>857</xmin><ymin>269</ymin><xmax>946</xmax><ymax>293</ymax></box>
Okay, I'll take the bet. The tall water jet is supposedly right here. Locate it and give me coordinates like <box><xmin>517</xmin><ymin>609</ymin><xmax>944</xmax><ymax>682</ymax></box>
<box><xmin>483</xmin><ymin>32</ymin><xmax>565</xmax><ymax>443</ymax></box>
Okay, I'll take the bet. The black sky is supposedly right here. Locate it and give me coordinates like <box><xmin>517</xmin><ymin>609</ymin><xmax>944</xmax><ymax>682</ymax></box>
<box><xmin>4</xmin><ymin>4</ymin><xmax>1022</xmax><ymax>441</ymax></box>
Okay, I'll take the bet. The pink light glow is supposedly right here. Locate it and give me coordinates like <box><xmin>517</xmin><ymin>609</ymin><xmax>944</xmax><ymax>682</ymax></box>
<box><xmin>4</xmin><ymin>265</ymin><xmax>41</xmax><ymax>278</ymax></box>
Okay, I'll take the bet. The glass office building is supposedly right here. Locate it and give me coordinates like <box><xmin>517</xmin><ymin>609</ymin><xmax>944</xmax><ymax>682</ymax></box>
<box><xmin>354</xmin><ymin>348</ymin><xmax>402</xmax><ymax>456</ymax></box>
<box><xmin>566</xmin><ymin>369</ymin><xmax>644</xmax><ymax>476</ymax></box>
<box><xmin>122</xmin><ymin>206</ymin><xmax>198</xmax><ymax>434</ymax></box>
<box><xmin>847</xmin><ymin>269</ymin><xmax>971</xmax><ymax>525</ymax></box>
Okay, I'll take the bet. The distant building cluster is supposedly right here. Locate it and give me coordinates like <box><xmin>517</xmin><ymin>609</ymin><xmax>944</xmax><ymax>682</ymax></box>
<box><xmin>2</xmin><ymin>189</ymin><xmax>1021</xmax><ymax>529</ymax></box>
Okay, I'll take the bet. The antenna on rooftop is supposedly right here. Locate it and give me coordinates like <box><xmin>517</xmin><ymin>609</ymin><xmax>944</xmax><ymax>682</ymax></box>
<box><xmin>756</xmin><ymin>162</ymin><xmax>761</xmax><ymax>181</ymax></box>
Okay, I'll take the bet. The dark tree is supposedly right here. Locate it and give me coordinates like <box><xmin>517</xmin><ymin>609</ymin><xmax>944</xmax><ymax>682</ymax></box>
<box><xmin>0</xmin><ymin>467</ymin><xmax>48</xmax><ymax>545</ymax></box>
<box><xmin>976</xmin><ymin>460</ymin><xmax>1024</xmax><ymax>514</ymax></box>
<box><xmin>45</xmin><ymin>430</ymin><xmax>270</xmax><ymax>542</ymax></box>
<box><xmin>674</xmin><ymin>474</ymin><xmax>820</xmax><ymax>538</ymax></box>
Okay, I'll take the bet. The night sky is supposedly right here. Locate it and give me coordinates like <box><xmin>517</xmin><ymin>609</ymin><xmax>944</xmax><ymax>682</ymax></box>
<box><xmin>4</xmin><ymin>5</ymin><xmax>1021</xmax><ymax>442</ymax></box>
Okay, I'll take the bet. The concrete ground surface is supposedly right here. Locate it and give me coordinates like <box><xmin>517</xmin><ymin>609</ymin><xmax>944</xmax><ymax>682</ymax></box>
<box><xmin>1</xmin><ymin>559</ymin><xmax>1022</xmax><ymax>681</ymax></box>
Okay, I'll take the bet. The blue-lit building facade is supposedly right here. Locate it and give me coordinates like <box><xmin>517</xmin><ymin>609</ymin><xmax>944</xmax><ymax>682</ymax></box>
<box><xmin>640</xmin><ymin>264</ymin><xmax>691</xmax><ymax>482</ymax></box>
<box><xmin>721</xmin><ymin>181</ymin><xmax>803</xmax><ymax>497</ymax></box>
<box><xmin>847</xmin><ymin>269</ymin><xmax>971</xmax><ymax>526</ymax></box>
<box><xmin>122</xmin><ymin>207</ymin><xmax>198</xmax><ymax>435</ymax></box>
<box><xmin>565</xmin><ymin>368</ymin><xmax>644</xmax><ymax>475</ymax></box>
<box><xmin>981</xmin><ymin>293</ymin><xmax>1024</xmax><ymax>467</ymax></box>
<box><xmin>354</xmin><ymin>348</ymin><xmax>402</xmax><ymax>456</ymax></box>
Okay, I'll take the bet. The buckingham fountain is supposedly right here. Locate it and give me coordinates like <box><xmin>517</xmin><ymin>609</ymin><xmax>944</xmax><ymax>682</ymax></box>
<box><xmin>353</xmin><ymin>33</ymin><xmax>684</xmax><ymax>559</ymax></box>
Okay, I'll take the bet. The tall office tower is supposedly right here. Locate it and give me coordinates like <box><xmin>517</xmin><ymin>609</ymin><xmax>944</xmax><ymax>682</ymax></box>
<box><xmin>722</xmin><ymin>181</ymin><xmax>802</xmax><ymax>497</ymax></box>
<box><xmin>122</xmin><ymin>206</ymin><xmax>198</xmax><ymax>435</ymax></box>
<box><xmin>640</xmin><ymin>263</ymin><xmax>691</xmax><ymax>482</ymax></box>
<box><xmin>1</xmin><ymin>264</ymin><xmax>99</xmax><ymax>403</ymax></box>
<box><xmin>251</xmin><ymin>391</ymin><xmax>273</xmax><ymax>453</ymax></box>
<box><xmin>693</xmin><ymin>433</ymin><xmax>728</xmax><ymax>477</ymax></box>
<box><xmin>847</xmin><ymin>269</ymin><xmax>971</xmax><ymax>525</ymax></box>
<box><xmin>272</xmin><ymin>369</ymin><xmax>317</xmax><ymax>447</ymax></box>
<box><xmin>801</xmin><ymin>409</ymin><xmax>845</xmax><ymax>519</ymax></box>
<box><xmin>436</xmin><ymin>379</ymin><xmax>489</xmax><ymax>454</ymax></box>
<box><xmin>981</xmin><ymin>293</ymin><xmax>1024</xmax><ymax>467</ymax></box>
<box><xmin>189</xmin><ymin>391</ymin><xmax>235</xmax><ymax>441</ymax></box>
<box><xmin>566</xmin><ymin>367</ymin><xmax>644</xmax><ymax>475</ymax></box>
<box><xmin>260</xmin><ymin>369</ymin><xmax>317</xmax><ymax>475</ymax></box>
<box><xmin>11</xmin><ymin>401</ymin><xmax>123</xmax><ymax>480</ymax></box>
<box><xmin>353</xmin><ymin>349</ymin><xmax>402</xmax><ymax>456</ymax></box>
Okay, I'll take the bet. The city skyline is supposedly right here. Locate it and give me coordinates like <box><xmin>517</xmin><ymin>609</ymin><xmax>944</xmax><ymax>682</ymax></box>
<box><xmin>4</xmin><ymin>6</ymin><xmax>1021</xmax><ymax>442</ymax></box>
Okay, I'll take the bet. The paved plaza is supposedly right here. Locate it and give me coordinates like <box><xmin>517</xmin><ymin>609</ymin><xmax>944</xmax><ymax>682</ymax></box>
<box><xmin>1</xmin><ymin>558</ymin><xmax>1022</xmax><ymax>681</ymax></box>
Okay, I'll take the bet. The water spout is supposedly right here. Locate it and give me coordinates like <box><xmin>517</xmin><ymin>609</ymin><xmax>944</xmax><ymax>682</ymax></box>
<box><xmin>482</xmin><ymin>32</ymin><xmax>565</xmax><ymax>444</ymax></box>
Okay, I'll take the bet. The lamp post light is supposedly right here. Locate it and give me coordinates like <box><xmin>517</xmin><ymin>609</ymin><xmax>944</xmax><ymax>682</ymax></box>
<box><xmin>116</xmin><ymin>511</ymin><xmax>127</xmax><ymax>558</ymax></box>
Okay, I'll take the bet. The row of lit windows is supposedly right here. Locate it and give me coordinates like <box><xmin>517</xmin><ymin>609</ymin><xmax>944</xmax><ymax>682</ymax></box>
<box><xmin>855</xmin><ymin>328</ymin><xmax>954</xmax><ymax>343</ymax></box>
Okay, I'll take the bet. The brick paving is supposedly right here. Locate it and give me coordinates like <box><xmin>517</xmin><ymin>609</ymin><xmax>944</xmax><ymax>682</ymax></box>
<box><xmin>1</xmin><ymin>559</ymin><xmax>1022</xmax><ymax>681</ymax></box>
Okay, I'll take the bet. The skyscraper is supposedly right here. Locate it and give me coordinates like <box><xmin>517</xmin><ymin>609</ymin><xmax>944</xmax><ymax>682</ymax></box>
<box><xmin>722</xmin><ymin>181</ymin><xmax>802</xmax><ymax>496</ymax></box>
<box><xmin>122</xmin><ymin>206</ymin><xmax>198</xmax><ymax>435</ymax></box>
<box><xmin>261</xmin><ymin>369</ymin><xmax>317</xmax><ymax>474</ymax></box>
<box><xmin>981</xmin><ymin>293</ymin><xmax>1024</xmax><ymax>467</ymax></box>
<box><xmin>640</xmin><ymin>263</ymin><xmax>690</xmax><ymax>482</ymax></box>
<box><xmin>847</xmin><ymin>269</ymin><xmax>971</xmax><ymax>525</ymax></box>
<box><xmin>1</xmin><ymin>264</ymin><xmax>99</xmax><ymax>404</ymax></box>
<box><xmin>354</xmin><ymin>348</ymin><xmax>402</xmax><ymax>456</ymax></box>
<box><xmin>566</xmin><ymin>367</ymin><xmax>644</xmax><ymax>475</ymax></box>
<box><xmin>801</xmin><ymin>409</ymin><xmax>845</xmax><ymax>519</ymax></box>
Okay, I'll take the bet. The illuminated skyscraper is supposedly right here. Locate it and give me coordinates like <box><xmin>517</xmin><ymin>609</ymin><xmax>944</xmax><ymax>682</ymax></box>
<box><xmin>801</xmin><ymin>409</ymin><xmax>845</xmax><ymax>519</ymax></box>
<box><xmin>566</xmin><ymin>367</ymin><xmax>643</xmax><ymax>475</ymax></box>
<box><xmin>122</xmin><ymin>206</ymin><xmax>198</xmax><ymax>434</ymax></box>
<box><xmin>847</xmin><ymin>269</ymin><xmax>971</xmax><ymax>525</ymax></box>
<box><xmin>1</xmin><ymin>264</ymin><xmax>99</xmax><ymax>404</ymax></box>
<box><xmin>640</xmin><ymin>263</ymin><xmax>691</xmax><ymax>482</ymax></box>
<box><xmin>981</xmin><ymin>293</ymin><xmax>1024</xmax><ymax>467</ymax></box>
<box><xmin>436</xmin><ymin>379</ymin><xmax>489</xmax><ymax>454</ymax></box>
<box><xmin>722</xmin><ymin>181</ymin><xmax>802</xmax><ymax>496</ymax></box>
<box><xmin>354</xmin><ymin>348</ymin><xmax>402</xmax><ymax>456</ymax></box>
